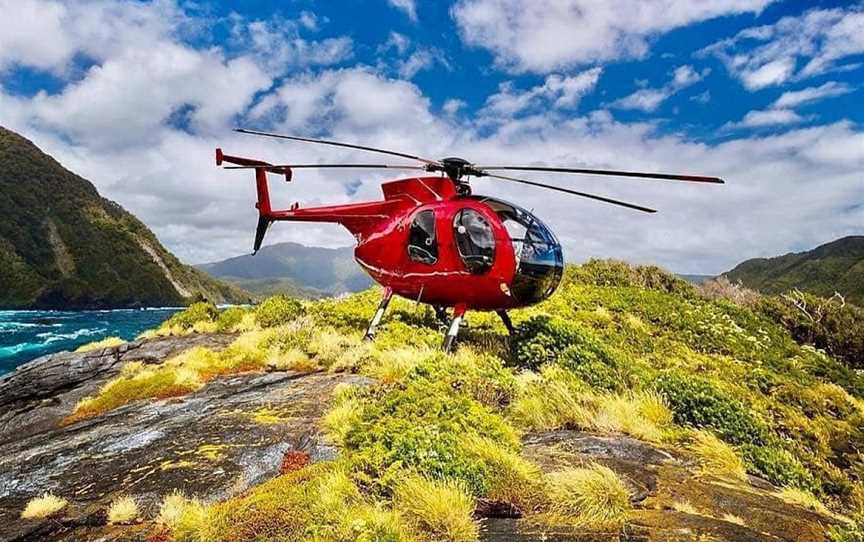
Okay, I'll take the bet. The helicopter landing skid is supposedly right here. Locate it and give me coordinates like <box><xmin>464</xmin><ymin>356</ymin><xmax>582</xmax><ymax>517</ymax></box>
<box><xmin>442</xmin><ymin>304</ymin><xmax>467</xmax><ymax>353</ymax></box>
<box><xmin>364</xmin><ymin>287</ymin><xmax>393</xmax><ymax>341</ymax></box>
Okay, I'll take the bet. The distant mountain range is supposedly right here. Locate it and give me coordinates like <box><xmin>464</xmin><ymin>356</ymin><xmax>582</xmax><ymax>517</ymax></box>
<box><xmin>196</xmin><ymin>242</ymin><xmax>373</xmax><ymax>299</ymax></box>
<box><xmin>0</xmin><ymin>127</ymin><xmax>250</xmax><ymax>309</ymax></box>
<box><xmin>724</xmin><ymin>236</ymin><xmax>864</xmax><ymax>304</ymax></box>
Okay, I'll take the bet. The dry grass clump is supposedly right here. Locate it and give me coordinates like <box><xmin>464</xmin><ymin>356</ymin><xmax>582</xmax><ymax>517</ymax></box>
<box><xmin>509</xmin><ymin>366</ymin><xmax>593</xmax><ymax>431</ymax></box>
<box><xmin>363</xmin><ymin>347</ymin><xmax>425</xmax><ymax>383</ymax></box>
<box><xmin>75</xmin><ymin>336</ymin><xmax>125</xmax><ymax>352</ymax></box>
<box><xmin>322</xmin><ymin>395</ymin><xmax>363</xmax><ymax>446</ymax></box>
<box><xmin>394</xmin><ymin>475</ymin><xmax>479</xmax><ymax>542</ymax></box>
<box><xmin>543</xmin><ymin>464</ymin><xmax>631</xmax><ymax>527</ymax></box>
<box><xmin>459</xmin><ymin>434</ymin><xmax>543</xmax><ymax>509</ymax></box>
<box><xmin>721</xmin><ymin>513</ymin><xmax>746</xmax><ymax>526</ymax></box>
<box><xmin>777</xmin><ymin>487</ymin><xmax>830</xmax><ymax>515</ymax></box>
<box><xmin>107</xmin><ymin>495</ymin><xmax>139</xmax><ymax>524</ymax></box>
<box><xmin>593</xmin><ymin>391</ymin><xmax>672</xmax><ymax>442</ymax></box>
<box><xmin>20</xmin><ymin>493</ymin><xmax>68</xmax><ymax>519</ymax></box>
<box><xmin>671</xmin><ymin>500</ymin><xmax>700</xmax><ymax>515</ymax></box>
<box><xmin>67</xmin><ymin>329</ymin><xmax>284</xmax><ymax>422</ymax></box>
<box><xmin>689</xmin><ymin>430</ymin><xmax>747</xmax><ymax>481</ymax></box>
<box><xmin>156</xmin><ymin>491</ymin><xmax>203</xmax><ymax>531</ymax></box>
<box><xmin>509</xmin><ymin>367</ymin><xmax>672</xmax><ymax>443</ymax></box>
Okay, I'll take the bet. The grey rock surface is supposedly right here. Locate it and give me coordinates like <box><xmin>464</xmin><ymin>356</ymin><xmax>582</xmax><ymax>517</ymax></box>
<box><xmin>0</xmin><ymin>336</ymin><xmax>367</xmax><ymax>542</ymax></box>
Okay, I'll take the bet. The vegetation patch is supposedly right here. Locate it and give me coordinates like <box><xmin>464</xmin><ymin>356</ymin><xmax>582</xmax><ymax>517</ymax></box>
<box><xmin>541</xmin><ymin>464</ymin><xmax>632</xmax><ymax>527</ymax></box>
<box><xmin>20</xmin><ymin>493</ymin><xmax>68</xmax><ymax>519</ymax></box>
<box><xmin>107</xmin><ymin>495</ymin><xmax>139</xmax><ymax>525</ymax></box>
<box><xmin>75</xmin><ymin>336</ymin><xmax>125</xmax><ymax>352</ymax></box>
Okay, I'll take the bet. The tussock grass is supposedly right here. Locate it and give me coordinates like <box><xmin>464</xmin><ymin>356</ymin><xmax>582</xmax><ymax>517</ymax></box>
<box><xmin>20</xmin><ymin>493</ymin><xmax>68</xmax><ymax>519</ymax></box>
<box><xmin>777</xmin><ymin>487</ymin><xmax>830</xmax><ymax>515</ymax></box>
<box><xmin>543</xmin><ymin>464</ymin><xmax>631</xmax><ymax>527</ymax></box>
<box><xmin>721</xmin><ymin>513</ymin><xmax>746</xmax><ymax>526</ymax></box>
<box><xmin>75</xmin><ymin>336</ymin><xmax>125</xmax><ymax>352</ymax></box>
<box><xmin>322</xmin><ymin>395</ymin><xmax>363</xmax><ymax>446</ymax></box>
<box><xmin>510</xmin><ymin>367</ymin><xmax>672</xmax><ymax>442</ymax></box>
<box><xmin>690</xmin><ymin>430</ymin><xmax>747</xmax><ymax>481</ymax></box>
<box><xmin>394</xmin><ymin>475</ymin><xmax>479</xmax><ymax>542</ymax></box>
<box><xmin>459</xmin><ymin>434</ymin><xmax>543</xmax><ymax>509</ymax></box>
<box><xmin>156</xmin><ymin>491</ymin><xmax>198</xmax><ymax>529</ymax></box>
<box><xmin>180</xmin><ymin>463</ymin><xmax>413</xmax><ymax>542</ymax></box>
<box><xmin>107</xmin><ymin>495</ymin><xmax>138</xmax><ymax>524</ymax></box>
<box><xmin>671</xmin><ymin>500</ymin><xmax>700</xmax><ymax>515</ymax></box>
<box><xmin>365</xmin><ymin>347</ymin><xmax>422</xmax><ymax>384</ymax></box>
<box><xmin>509</xmin><ymin>366</ymin><xmax>593</xmax><ymax>431</ymax></box>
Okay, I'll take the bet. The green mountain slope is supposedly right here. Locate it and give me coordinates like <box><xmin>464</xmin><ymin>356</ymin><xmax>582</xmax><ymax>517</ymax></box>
<box><xmin>0</xmin><ymin>126</ymin><xmax>251</xmax><ymax>309</ymax></box>
<box><xmin>724</xmin><ymin>236</ymin><xmax>864</xmax><ymax>304</ymax></box>
<box><xmin>196</xmin><ymin>242</ymin><xmax>373</xmax><ymax>298</ymax></box>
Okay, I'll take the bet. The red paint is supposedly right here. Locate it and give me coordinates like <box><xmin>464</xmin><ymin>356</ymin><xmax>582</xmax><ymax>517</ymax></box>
<box><xmin>217</xmin><ymin>150</ymin><xmax>564</xmax><ymax>312</ymax></box>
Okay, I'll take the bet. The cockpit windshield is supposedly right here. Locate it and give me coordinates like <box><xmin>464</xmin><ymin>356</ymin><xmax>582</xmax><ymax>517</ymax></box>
<box><xmin>472</xmin><ymin>196</ymin><xmax>564</xmax><ymax>304</ymax></box>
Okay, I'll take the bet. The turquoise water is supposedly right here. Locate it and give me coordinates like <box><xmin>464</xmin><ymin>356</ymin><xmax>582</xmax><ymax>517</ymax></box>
<box><xmin>0</xmin><ymin>308</ymin><xmax>180</xmax><ymax>375</ymax></box>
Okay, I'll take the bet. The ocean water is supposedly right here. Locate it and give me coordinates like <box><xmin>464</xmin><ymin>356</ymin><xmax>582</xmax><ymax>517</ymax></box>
<box><xmin>0</xmin><ymin>308</ymin><xmax>180</xmax><ymax>375</ymax></box>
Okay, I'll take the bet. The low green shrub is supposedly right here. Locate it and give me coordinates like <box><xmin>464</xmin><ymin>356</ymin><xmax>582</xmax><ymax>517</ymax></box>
<box><xmin>563</xmin><ymin>258</ymin><xmax>696</xmax><ymax>297</ymax></box>
<box><xmin>511</xmin><ymin>315</ymin><xmax>592</xmax><ymax>370</ymax></box>
<box><xmin>255</xmin><ymin>295</ymin><xmax>304</xmax><ymax>328</ymax></box>
<box><xmin>758</xmin><ymin>293</ymin><xmax>864</xmax><ymax>371</ymax></box>
<box><xmin>215</xmin><ymin>306</ymin><xmax>248</xmax><ymax>332</ymax></box>
<box><xmin>654</xmin><ymin>370</ymin><xmax>769</xmax><ymax>446</ymax></box>
<box><xmin>164</xmin><ymin>302</ymin><xmax>217</xmax><ymax>330</ymax></box>
<box><xmin>741</xmin><ymin>444</ymin><xmax>815</xmax><ymax>490</ymax></box>
<box><xmin>334</xmin><ymin>375</ymin><xmax>520</xmax><ymax>495</ymax></box>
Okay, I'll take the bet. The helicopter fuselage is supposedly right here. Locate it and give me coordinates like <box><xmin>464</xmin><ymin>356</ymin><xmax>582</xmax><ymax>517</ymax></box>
<box><xmin>264</xmin><ymin>175</ymin><xmax>564</xmax><ymax>311</ymax></box>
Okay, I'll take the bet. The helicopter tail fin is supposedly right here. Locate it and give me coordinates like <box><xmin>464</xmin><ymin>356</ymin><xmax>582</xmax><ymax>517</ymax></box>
<box><xmin>216</xmin><ymin>148</ymin><xmax>292</xmax><ymax>254</ymax></box>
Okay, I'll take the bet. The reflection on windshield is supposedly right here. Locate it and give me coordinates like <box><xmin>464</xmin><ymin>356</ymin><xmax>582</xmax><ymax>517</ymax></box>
<box><xmin>473</xmin><ymin>196</ymin><xmax>564</xmax><ymax>304</ymax></box>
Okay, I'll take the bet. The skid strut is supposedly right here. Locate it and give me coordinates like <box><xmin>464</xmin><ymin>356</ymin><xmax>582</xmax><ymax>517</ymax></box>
<box><xmin>364</xmin><ymin>287</ymin><xmax>393</xmax><ymax>341</ymax></box>
<box><xmin>442</xmin><ymin>304</ymin><xmax>467</xmax><ymax>353</ymax></box>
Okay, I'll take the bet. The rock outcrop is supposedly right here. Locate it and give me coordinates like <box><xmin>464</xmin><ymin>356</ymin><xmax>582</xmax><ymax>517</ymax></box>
<box><xmin>0</xmin><ymin>338</ymin><xmax>844</xmax><ymax>542</ymax></box>
<box><xmin>0</xmin><ymin>336</ymin><xmax>368</xmax><ymax>542</ymax></box>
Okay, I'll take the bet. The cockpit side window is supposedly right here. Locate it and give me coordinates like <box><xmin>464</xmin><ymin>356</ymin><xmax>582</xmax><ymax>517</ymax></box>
<box><xmin>453</xmin><ymin>208</ymin><xmax>495</xmax><ymax>274</ymax></box>
<box><xmin>407</xmin><ymin>209</ymin><xmax>438</xmax><ymax>264</ymax></box>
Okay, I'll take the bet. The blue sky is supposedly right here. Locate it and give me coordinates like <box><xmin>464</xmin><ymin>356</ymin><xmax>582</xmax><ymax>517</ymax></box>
<box><xmin>0</xmin><ymin>0</ymin><xmax>862</xmax><ymax>273</ymax></box>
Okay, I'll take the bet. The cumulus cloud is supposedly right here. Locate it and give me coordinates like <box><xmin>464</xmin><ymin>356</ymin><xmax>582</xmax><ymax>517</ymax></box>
<box><xmin>612</xmin><ymin>65</ymin><xmax>708</xmax><ymax>112</ymax></box>
<box><xmin>388</xmin><ymin>0</ymin><xmax>418</xmax><ymax>21</ymax></box>
<box><xmin>772</xmin><ymin>81</ymin><xmax>854</xmax><ymax>109</ymax></box>
<box><xmin>451</xmin><ymin>0</ymin><xmax>773</xmax><ymax>73</ymax></box>
<box><xmin>724</xmin><ymin>108</ymin><xmax>807</xmax><ymax>129</ymax></box>
<box><xmin>702</xmin><ymin>4</ymin><xmax>864</xmax><ymax>89</ymax></box>
<box><xmin>481</xmin><ymin>68</ymin><xmax>602</xmax><ymax>117</ymax></box>
<box><xmin>1</xmin><ymin>0</ymin><xmax>862</xmax><ymax>276</ymax></box>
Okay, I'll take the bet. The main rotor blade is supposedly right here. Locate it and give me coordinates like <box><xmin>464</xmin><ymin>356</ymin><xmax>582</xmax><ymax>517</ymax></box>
<box><xmin>486</xmin><ymin>174</ymin><xmax>657</xmax><ymax>214</ymax></box>
<box><xmin>476</xmin><ymin>165</ymin><xmax>724</xmax><ymax>184</ymax></box>
<box><xmin>235</xmin><ymin>128</ymin><xmax>439</xmax><ymax>165</ymax></box>
<box><xmin>223</xmin><ymin>163</ymin><xmax>426</xmax><ymax>171</ymax></box>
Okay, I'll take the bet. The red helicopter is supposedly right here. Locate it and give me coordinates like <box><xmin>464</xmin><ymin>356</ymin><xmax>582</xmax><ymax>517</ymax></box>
<box><xmin>217</xmin><ymin>128</ymin><xmax>723</xmax><ymax>350</ymax></box>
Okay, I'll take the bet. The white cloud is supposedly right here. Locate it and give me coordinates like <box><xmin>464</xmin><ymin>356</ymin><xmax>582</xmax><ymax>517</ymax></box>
<box><xmin>612</xmin><ymin>65</ymin><xmax>707</xmax><ymax>112</ymax></box>
<box><xmin>380</xmin><ymin>32</ymin><xmax>411</xmax><ymax>56</ymax></box>
<box><xmin>772</xmin><ymin>81</ymin><xmax>853</xmax><ymax>108</ymax></box>
<box><xmin>388</xmin><ymin>0</ymin><xmax>418</xmax><ymax>21</ymax></box>
<box><xmin>230</xmin><ymin>17</ymin><xmax>353</xmax><ymax>73</ymax></box>
<box><xmin>451</xmin><ymin>0</ymin><xmax>773</xmax><ymax>73</ymax></box>
<box><xmin>724</xmin><ymin>108</ymin><xmax>807</xmax><ymax>129</ymax></box>
<box><xmin>443</xmin><ymin>98</ymin><xmax>466</xmax><ymax>116</ymax></box>
<box><xmin>2</xmin><ymin>0</ymin><xmax>862</xmax><ymax>276</ymax></box>
<box><xmin>482</xmin><ymin>68</ymin><xmax>602</xmax><ymax>117</ymax></box>
<box><xmin>703</xmin><ymin>5</ymin><xmax>864</xmax><ymax>89</ymax></box>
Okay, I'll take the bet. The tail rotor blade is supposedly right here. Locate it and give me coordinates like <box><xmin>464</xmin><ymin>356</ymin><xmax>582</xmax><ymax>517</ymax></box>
<box><xmin>235</xmin><ymin>128</ymin><xmax>439</xmax><ymax>165</ymax></box>
<box><xmin>477</xmin><ymin>165</ymin><xmax>724</xmax><ymax>184</ymax></box>
<box><xmin>486</xmin><ymin>173</ymin><xmax>657</xmax><ymax>214</ymax></box>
